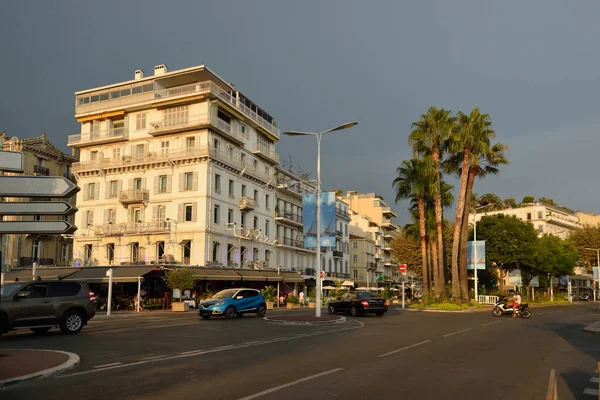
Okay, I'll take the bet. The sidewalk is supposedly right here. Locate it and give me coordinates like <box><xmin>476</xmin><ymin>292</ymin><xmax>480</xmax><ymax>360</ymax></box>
<box><xmin>0</xmin><ymin>349</ymin><xmax>79</xmax><ymax>389</ymax></box>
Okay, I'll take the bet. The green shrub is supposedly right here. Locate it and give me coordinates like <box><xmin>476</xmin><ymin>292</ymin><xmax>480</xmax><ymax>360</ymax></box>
<box><xmin>165</xmin><ymin>268</ymin><xmax>196</xmax><ymax>302</ymax></box>
<box><xmin>287</xmin><ymin>295</ymin><xmax>300</xmax><ymax>304</ymax></box>
<box><xmin>261</xmin><ymin>286</ymin><xmax>276</xmax><ymax>301</ymax></box>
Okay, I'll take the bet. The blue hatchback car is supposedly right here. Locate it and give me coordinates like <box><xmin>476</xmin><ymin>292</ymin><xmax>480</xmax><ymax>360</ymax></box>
<box><xmin>198</xmin><ymin>288</ymin><xmax>267</xmax><ymax>320</ymax></box>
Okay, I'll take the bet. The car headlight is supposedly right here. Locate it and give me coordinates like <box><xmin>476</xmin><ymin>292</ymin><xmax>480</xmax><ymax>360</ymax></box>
<box><xmin>212</xmin><ymin>301</ymin><xmax>225</xmax><ymax>306</ymax></box>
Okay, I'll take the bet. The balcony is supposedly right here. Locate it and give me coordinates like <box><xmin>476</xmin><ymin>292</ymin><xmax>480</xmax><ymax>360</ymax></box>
<box><xmin>333</xmin><ymin>250</ymin><xmax>343</xmax><ymax>258</ymax></box>
<box><xmin>253</xmin><ymin>143</ymin><xmax>280</xmax><ymax>164</ymax></box>
<box><xmin>336</xmin><ymin>230</ymin><xmax>343</xmax><ymax>238</ymax></box>
<box><xmin>382</xmin><ymin>206</ymin><xmax>397</xmax><ymax>218</ymax></box>
<box><xmin>93</xmin><ymin>221</ymin><xmax>170</xmax><ymax>237</ymax></box>
<box><xmin>336</xmin><ymin>208</ymin><xmax>350</xmax><ymax>219</ymax></box>
<box><xmin>148</xmin><ymin>113</ymin><xmax>243</xmax><ymax>144</ymax></box>
<box><xmin>33</xmin><ymin>165</ymin><xmax>50</xmax><ymax>176</ymax></box>
<box><xmin>239</xmin><ymin>197</ymin><xmax>256</xmax><ymax>211</ymax></box>
<box><xmin>118</xmin><ymin>189</ymin><xmax>149</xmax><ymax>208</ymax></box>
<box><xmin>19</xmin><ymin>257</ymin><xmax>55</xmax><ymax>267</ymax></box>
<box><xmin>274</xmin><ymin>210</ymin><xmax>303</xmax><ymax>227</ymax></box>
<box><xmin>276</xmin><ymin>237</ymin><xmax>314</xmax><ymax>252</ymax></box>
<box><xmin>68</xmin><ymin>127</ymin><xmax>128</xmax><ymax>148</ymax></box>
<box><xmin>367</xmin><ymin>262</ymin><xmax>378</xmax><ymax>270</ymax></box>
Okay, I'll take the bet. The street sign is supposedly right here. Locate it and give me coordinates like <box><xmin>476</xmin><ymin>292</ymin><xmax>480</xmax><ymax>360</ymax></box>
<box><xmin>399</xmin><ymin>264</ymin><xmax>407</xmax><ymax>274</ymax></box>
<box><xmin>0</xmin><ymin>150</ymin><xmax>23</xmax><ymax>172</ymax></box>
<box><xmin>0</xmin><ymin>202</ymin><xmax>77</xmax><ymax>216</ymax></box>
<box><xmin>0</xmin><ymin>176</ymin><xmax>79</xmax><ymax>198</ymax></box>
<box><xmin>0</xmin><ymin>221</ymin><xmax>77</xmax><ymax>234</ymax></box>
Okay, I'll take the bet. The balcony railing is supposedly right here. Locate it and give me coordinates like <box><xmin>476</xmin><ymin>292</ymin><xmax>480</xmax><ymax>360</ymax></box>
<box><xmin>33</xmin><ymin>165</ymin><xmax>50</xmax><ymax>176</ymax></box>
<box><xmin>118</xmin><ymin>189</ymin><xmax>149</xmax><ymax>206</ymax></box>
<box><xmin>336</xmin><ymin>230</ymin><xmax>343</xmax><ymax>238</ymax></box>
<box><xmin>239</xmin><ymin>197</ymin><xmax>256</xmax><ymax>211</ymax></box>
<box><xmin>381</xmin><ymin>206</ymin><xmax>397</xmax><ymax>218</ymax></box>
<box><xmin>68</xmin><ymin>127</ymin><xmax>128</xmax><ymax>147</ymax></box>
<box><xmin>336</xmin><ymin>208</ymin><xmax>350</xmax><ymax>219</ymax></box>
<box><xmin>274</xmin><ymin>210</ymin><xmax>303</xmax><ymax>225</ymax></box>
<box><xmin>276</xmin><ymin>236</ymin><xmax>307</xmax><ymax>249</ymax></box>
<box><xmin>367</xmin><ymin>262</ymin><xmax>378</xmax><ymax>270</ymax></box>
<box><xmin>333</xmin><ymin>250</ymin><xmax>343</xmax><ymax>258</ymax></box>
<box><xmin>253</xmin><ymin>143</ymin><xmax>280</xmax><ymax>164</ymax></box>
<box><xmin>19</xmin><ymin>257</ymin><xmax>55</xmax><ymax>267</ymax></box>
<box><xmin>93</xmin><ymin>221</ymin><xmax>170</xmax><ymax>236</ymax></box>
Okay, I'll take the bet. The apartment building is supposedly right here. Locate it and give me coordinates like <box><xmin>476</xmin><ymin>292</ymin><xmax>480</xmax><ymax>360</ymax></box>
<box><xmin>69</xmin><ymin>64</ymin><xmax>280</xmax><ymax>267</ymax></box>
<box><xmin>339</xmin><ymin>191</ymin><xmax>400</xmax><ymax>282</ymax></box>
<box><xmin>349</xmin><ymin>213</ymin><xmax>385</xmax><ymax>282</ymax></box>
<box><xmin>349</xmin><ymin>233</ymin><xmax>377</xmax><ymax>287</ymax></box>
<box><xmin>320</xmin><ymin>199</ymin><xmax>352</xmax><ymax>280</ymax></box>
<box><xmin>273</xmin><ymin>167</ymin><xmax>316</xmax><ymax>273</ymax></box>
<box><xmin>576</xmin><ymin>211</ymin><xmax>600</xmax><ymax>227</ymax></box>
<box><xmin>469</xmin><ymin>203</ymin><xmax>580</xmax><ymax>238</ymax></box>
<box><xmin>0</xmin><ymin>133</ymin><xmax>77</xmax><ymax>269</ymax></box>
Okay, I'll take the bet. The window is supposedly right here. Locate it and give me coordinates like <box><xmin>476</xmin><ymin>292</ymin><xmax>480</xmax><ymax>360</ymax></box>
<box><xmin>212</xmin><ymin>241</ymin><xmax>220</xmax><ymax>262</ymax></box>
<box><xmin>20</xmin><ymin>283</ymin><xmax>48</xmax><ymax>299</ymax></box>
<box><xmin>185</xmin><ymin>136</ymin><xmax>195</xmax><ymax>148</ymax></box>
<box><xmin>159</xmin><ymin>175</ymin><xmax>168</xmax><ymax>193</ymax></box>
<box><xmin>240</xmin><ymin>124</ymin><xmax>247</xmax><ymax>138</ymax></box>
<box><xmin>84</xmin><ymin>244</ymin><xmax>93</xmax><ymax>261</ymax></box>
<box><xmin>135</xmin><ymin>144</ymin><xmax>144</xmax><ymax>160</ymax></box>
<box><xmin>107</xmin><ymin>209</ymin><xmax>116</xmax><ymax>224</ymax></box>
<box><xmin>133</xmin><ymin>178</ymin><xmax>142</xmax><ymax>190</ymax></box>
<box><xmin>527</xmin><ymin>213</ymin><xmax>532</xmax><ymax>221</ymax></box>
<box><xmin>353</xmin><ymin>242</ymin><xmax>358</xmax><ymax>249</ymax></box>
<box><xmin>112</xmin><ymin>148</ymin><xmax>121</xmax><ymax>160</ymax></box>
<box><xmin>215</xmin><ymin>174</ymin><xmax>221</xmax><ymax>193</ymax></box>
<box><xmin>132</xmin><ymin>207</ymin><xmax>143</xmax><ymax>223</ymax></box>
<box><xmin>60</xmin><ymin>243</ymin><xmax>69</xmax><ymax>262</ymax></box>
<box><xmin>131</xmin><ymin>242</ymin><xmax>140</xmax><ymax>262</ymax></box>
<box><xmin>48</xmin><ymin>282</ymin><xmax>80</xmax><ymax>297</ymax></box>
<box><xmin>32</xmin><ymin>240</ymin><xmax>40</xmax><ymax>260</ymax></box>
<box><xmin>112</xmin><ymin>119</ymin><xmax>125</xmax><ymax>134</ymax></box>
<box><xmin>34</xmin><ymin>215</ymin><xmax>42</xmax><ymax>221</ymax></box>
<box><xmin>241</xmin><ymin>185</ymin><xmax>247</xmax><ymax>197</ymax></box>
<box><xmin>344</xmin><ymin>224</ymin><xmax>347</xmax><ymax>236</ymax></box>
<box><xmin>241</xmin><ymin>213</ymin><xmax>247</xmax><ymax>227</ymax></box>
<box><xmin>254</xmin><ymin>189</ymin><xmax>259</xmax><ymax>205</ymax></box>
<box><xmin>227</xmin><ymin>244</ymin><xmax>234</xmax><ymax>264</ymax></box>
<box><xmin>107</xmin><ymin>243</ymin><xmax>115</xmax><ymax>264</ymax></box>
<box><xmin>182</xmin><ymin>241</ymin><xmax>191</xmax><ymax>264</ymax></box>
<box><xmin>538</xmin><ymin>225</ymin><xmax>543</xmax><ymax>233</ymax></box>
<box><xmin>213</xmin><ymin>138</ymin><xmax>220</xmax><ymax>151</ymax></box>
<box><xmin>185</xmin><ymin>204</ymin><xmax>194</xmax><ymax>222</ymax></box>
<box><xmin>241</xmin><ymin>153</ymin><xmax>247</xmax><ymax>166</ymax></box>
<box><xmin>228</xmin><ymin>209</ymin><xmax>234</xmax><ymax>224</ymax></box>
<box><xmin>85</xmin><ymin>210</ymin><xmax>94</xmax><ymax>227</ymax></box>
<box><xmin>136</xmin><ymin>113</ymin><xmax>147</xmax><ymax>130</ymax></box>
<box><xmin>353</xmin><ymin>270</ymin><xmax>358</xmax><ymax>279</ymax></box>
<box><xmin>253</xmin><ymin>160</ymin><xmax>258</xmax><ymax>170</ymax></box>
<box><xmin>87</xmin><ymin>183</ymin><xmax>96</xmax><ymax>200</ymax></box>
<box><xmin>265</xmin><ymin>165</ymin><xmax>270</xmax><ymax>176</ymax></box>
<box><xmin>109</xmin><ymin>180</ymin><xmax>118</xmax><ymax>198</ymax></box>
<box><xmin>352</xmin><ymin>254</ymin><xmax>358</xmax><ymax>262</ymax></box>
<box><xmin>156</xmin><ymin>241</ymin><xmax>165</xmax><ymax>260</ymax></box>
<box><xmin>253</xmin><ymin>216</ymin><xmax>258</xmax><ymax>229</ymax></box>
<box><xmin>538</xmin><ymin>211</ymin><xmax>543</xmax><ymax>219</ymax></box>
<box><xmin>265</xmin><ymin>194</ymin><xmax>270</xmax><ymax>210</ymax></box>
<box><xmin>240</xmin><ymin>246</ymin><xmax>246</xmax><ymax>263</ymax></box>
<box><xmin>214</xmin><ymin>204</ymin><xmax>220</xmax><ymax>224</ymax></box>
<box><xmin>164</xmin><ymin>105</ymin><xmax>189</xmax><ymax>128</ymax></box>
<box><xmin>90</xmin><ymin>151</ymin><xmax>98</xmax><ymax>161</ymax></box>
<box><xmin>161</xmin><ymin>141</ymin><xmax>169</xmax><ymax>154</ymax></box>
<box><xmin>228</xmin><ymin>180</ymin><xmax>234</xmax><ymax>198</ymax></box>
<box><xmin>184</xmin><ymin>172</ymin><xmax>194</xmax><ymax>191</ymax></box>
<box><xmin>265</xmin><ymin>220</ymin><xmax>270</xmax><ymax>236</ymax></box>
<box><xmin>155</xmin><ymin>205</ymin><xmax>165</xmax><ymax>222</ymax></box>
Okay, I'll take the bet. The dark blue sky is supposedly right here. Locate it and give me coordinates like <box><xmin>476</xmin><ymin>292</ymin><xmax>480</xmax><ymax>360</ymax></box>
<box><xmin>2</xmin><ymin>0</ymin><xmax>599</xmax><ymax>224</ymax></box>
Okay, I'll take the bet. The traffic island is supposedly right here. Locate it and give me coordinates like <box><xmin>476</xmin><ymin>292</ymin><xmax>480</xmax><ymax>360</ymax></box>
<box><xmin>0</xmin><ymin>349</ymin><xmax>80</xmax><ymax>389</ymax></box>
<box><xmin>263</xmin><ymin>315</ymin><xmax>346</xmax><ymax>325</ymax></box>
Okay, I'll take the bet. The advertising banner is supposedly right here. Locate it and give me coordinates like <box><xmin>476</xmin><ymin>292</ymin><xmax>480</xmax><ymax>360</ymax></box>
<box><xmin>466</xmin><ymin>240</ymin><xmax>486</xmax><ymax>270</ymax></box>
<box><xmin>302</xmin><ymin>192</ymin><xmax>337</xmax><ymax>248</ymax></box>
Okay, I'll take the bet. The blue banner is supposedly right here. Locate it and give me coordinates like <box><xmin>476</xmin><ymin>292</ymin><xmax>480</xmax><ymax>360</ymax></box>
<box><xmin>302</xmin><ymin>192</ymin><xmax>336</xmax><ymax>248</ymax></box>
<box><xmin>467</xmin><ymin>240</ymin><xmax>486</xmax><ymax>270</ymax></box>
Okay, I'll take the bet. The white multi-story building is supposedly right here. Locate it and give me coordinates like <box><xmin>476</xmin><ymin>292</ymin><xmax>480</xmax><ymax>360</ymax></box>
<box><xmin>320</xmin><ymin>199</ymin><xmax>351</xmax><ymax>280</ymax></box>
<box><xmin>69</xmin><ymin>64</ymin><xmax>281</xmax><ymax>268</ymax></box>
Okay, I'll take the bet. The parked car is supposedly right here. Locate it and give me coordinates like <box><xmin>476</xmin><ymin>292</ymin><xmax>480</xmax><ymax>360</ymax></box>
<box><xmin>579</xmin><ymin>292</ymin><xmax>592</xmax><ymax>301</ymax></box>
<box><xmin>0</xmin><ymin>280</ymin><xmax>96</xmax><ymax>336</ymax></box>
<box><xmin>328</xmin><ymin>291</ymin><xmax>388</xmax><ymax>317</ymax></box>
<box><xmin>198</xmin><ymin>288</ymin><xmax>267</xmax><ymax>319</ymax></box>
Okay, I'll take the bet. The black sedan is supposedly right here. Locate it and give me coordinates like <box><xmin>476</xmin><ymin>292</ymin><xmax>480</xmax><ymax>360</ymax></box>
<box><xmin>328</xmin><ymin>292</ymin><xmax>388</xmax><ymax>317</ymax></box>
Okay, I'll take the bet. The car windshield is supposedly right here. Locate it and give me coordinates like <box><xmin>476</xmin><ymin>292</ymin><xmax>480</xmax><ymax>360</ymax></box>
<box><xmin>0</xmin><ymin>283</ymin><xmax>23</xmax><ymax>297</ymax></box>
<box><xmin>212</xmin><ymin>289</ymin><xmax>238</xmax><ymax>299</ymax></box>
<box><xmin>357</xmin><ymin>292</ymin><xmax>379</xmax><ymax>299</ymax></box>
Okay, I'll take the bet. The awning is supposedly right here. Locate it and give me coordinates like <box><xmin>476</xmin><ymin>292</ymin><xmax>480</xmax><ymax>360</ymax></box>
<box><xmin>191</xmin><ymin>268</ymin><xmax>241</xmax><ymax>281</ymax></box>
<box><xmin>236</xmin><ymin>269</ymin><xmax>268</xmax><ymax>282</ymax></box>
<box><xmin>281</xmin><ymin>272</ymin><xmax>305</xmax><ymax>283</ymax></box>
<box><xmin>62</xmin><ymin>266</ymin><xmax>159</xmax><ymax>283</ymax></box>
<box><xmin>260</xmin><ymin>271</ymin><xmax>283</xmax><ymax>282</ymax></box>
<box><xmin>3</xmin><ymin>268</ymin><xmax>79</xmax><ymax>282</ymax></box>
<box><xmin>342</xmin><ymin>280</ymin><xmax>355</xmax><ymax>286</ymax></box>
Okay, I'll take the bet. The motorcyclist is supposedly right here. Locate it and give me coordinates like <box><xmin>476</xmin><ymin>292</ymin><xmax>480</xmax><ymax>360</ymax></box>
<box><xmin>507</xmin><ymin>291</ymin><xmax>521</xmax><ymax>318</ymax></box>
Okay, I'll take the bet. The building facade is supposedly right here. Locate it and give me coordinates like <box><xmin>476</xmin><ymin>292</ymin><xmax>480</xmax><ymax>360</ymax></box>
<box><xmin>0</xmin><ymin>133</ymin><xmax>77</xmax><ymax>269</ymax></box>
<box><xmin>69</xmin><ymin>64</ymin><xmax>281</xmax><ymax>268</ymax></box>
<box><xmin>576</xmin><ymin>211</ymin><xmax>600</xmax><ymax>227</ymax></box>
<box><xmin>320</xmin><ymin>199</ymin><xmax>351</xmax><ymax>280</ymax></box>
<box><xmin>349</xmin><ymin>233</ymin><xmax>377</xmax><ymax>287</ymax></box>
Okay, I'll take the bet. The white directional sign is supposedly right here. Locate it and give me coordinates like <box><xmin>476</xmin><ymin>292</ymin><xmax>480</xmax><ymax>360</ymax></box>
<box><xmin>0</xmin><ymin>221</ymin><xmax>77</xmax><ymax>234</ymax></box>
<box><xmin>0</xmin><ymin>202</ymin><xmax>77</xmax><ymax>216</ymax></box>
<box><xmin>0</xmin><ymin>150</ymin><xmax>24</xmax><ymax>172</ymax></box>
<box><xmin>0</xmin><ymin>176</ymin><xmax>79</xmax><ymax>198</ymax></box>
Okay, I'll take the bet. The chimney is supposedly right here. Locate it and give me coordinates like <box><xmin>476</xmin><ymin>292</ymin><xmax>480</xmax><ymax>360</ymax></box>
<box><xmin>154</xmin><ymin>64</ymin><xmax>167</xmax><ymax>76</ymax></box>
<box><xmin>134</xmin><ymin>69</ymin><xmax>144</xmax><ymax>80</ymax></box>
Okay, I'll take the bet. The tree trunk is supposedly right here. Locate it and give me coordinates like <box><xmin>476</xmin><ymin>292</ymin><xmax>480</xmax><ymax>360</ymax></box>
<box><xmin>432</xmin><ymin>151</ymin><xmax>446</xmax><ymax>301</ymax></box>
<box><xmin>452</xmin><ymin>148</ymin><xmax>471</xmax><ymax>301</ymax></box>
<box><xmin>431</xmin><ymin>238</ymin><xmax>443</xmax><ymax>299</ymax></box>
<box><xmin>418</xmin><ymin>197</ymin><xmax>429</xmax><ymax>298</ymax></box>
<box><xmin>459</xmin><ymin>169</ymin><xmax>476</xmax><ymax>302</ymax></box>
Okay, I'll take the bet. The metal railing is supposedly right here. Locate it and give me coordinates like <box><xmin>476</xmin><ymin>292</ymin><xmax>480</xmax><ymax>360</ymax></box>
<box><xmin>68</xmin><ymin>127</ymin><xmax>128</xmax><ymax>146</ymax></box>
<box><xmin>33</xmin><ymin>165</ymin><xmax>50</xmax><ymax>176</ymax></box>
<box><xmin>239</xmin><ymin>197</ymin><xmax>256</xmax><ymax>210</ymax></box>
<box><xmin>19</xmin><ymin>257</ymin><xmax>55</xmax><ymax>267</ymax></box>
<box><xmin>93</xmin><ymin>221</ymin><xmax>170</xmax><ymax>236</ymax></box>
<box><xmin>336</xmin><ymin>208</ymin><xmax>350</xmax><ymax>218</ymax></box>
<box><xmin>118</xmin><ymin>189</ymin><xmax>149</xmax><ymax>204</ymax></box>
<box><xmin>477</xmin><ymin>295</ymin><xmax>499</xmax><ymax>305</ymax></box>
<box><xmin>253</xmin><ymin>143</ymin><xmax>280</xmax><ymax>163</ymax></box>
<box><xmin>276</xmin><ymin>236</ymin><xmax>306</xmax><ymax>249</ymax></box>
<box><xmin>333</xmin><ymin>250</ymin><xmax>343</xmax><ymax>258</ymax></box>
<box><xmin>274</xmin><ymin>210</ymin><xmax>302</xmax><ymax>224</ymax></box>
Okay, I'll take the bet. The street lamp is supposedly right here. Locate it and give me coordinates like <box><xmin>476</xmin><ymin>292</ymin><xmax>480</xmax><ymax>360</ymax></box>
<box><xmin>284</xmin><ymin>121</ymin><xmax>358</xmax><ymax>317</ymax></box>
<box><xmin>472</xmin><ymin>203</ymin><xmax>494</xmax><ymax>301</ymax></box>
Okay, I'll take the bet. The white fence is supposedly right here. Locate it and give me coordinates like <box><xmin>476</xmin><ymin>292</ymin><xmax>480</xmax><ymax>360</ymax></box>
<box><xmin>477</xmin><ymin>295</ymin><xmax>499</xmax><ymax>304</ymax></box>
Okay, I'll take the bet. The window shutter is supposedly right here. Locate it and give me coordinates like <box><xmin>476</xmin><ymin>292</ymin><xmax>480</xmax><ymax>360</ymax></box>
<box><xmin>192</xmin><ymin>172</ymin><xmax>198</xmax><ymax>191</ymax></box>
<box><xmin>127</xmin><ymin>207</ymin><xmax>133</xmax><ymax>223</ymax></box>
<box><xmin>118</xmin><ymin>180</ymin><xmax>123</xmax><ymax>194</ymax></box>
<box><xmin>142</xmin><ymin>177</ymin><xmax>147</xmax><ymax>190</ymax></box>
<box><xmin>94</xmin><ymin>183</ymin><xmax>100</xmax><ymax>200</ymax></box>
<box><xmin>192</xmin><ymin>202</ymin><xmax>197</xmax><ymax>222</ymax></box>
<box><xmin>166</xmin><ymin>175</ymin><xmax>172</xmax><ymax>193</ymax></box>
<box><xmin>152</xmin><ymin>206</ymin><xmax>157</xmax><ymax>222</ymax></box>
<box><xmin>83</xmin><ymin>184</ymin><xmax>89</xmax><ymax>201</ymax></box>
<box><xmin>140</xmin><ymin>206</ymin><xmax>146</xmax><ymax>222</ymax></box>
<box><xmin>129</xmin><ymin>178</ymin><xmax>134</xmax><ymax>190</ymax></box>
<box><xmin>89</xmin><ymin>211</ymin><xmax>94</xmax><ymax>225</ymax></box>
<box><xmin>154</xmin><ymin>176</ymin><xmax>159</xmax><ymax>194</ymax></box>
<box><xmin>179</xmin><ymin>173</ymin><xmax>185</xmax><ymax>192</ymax></box>
<box><xmin>104</xmin><ymin>209</ymin><xmax>109</xmax><ymax>224</ymax></box>
<box><xmin>177</xmin><ymin>204</ymin><xmax>183</xmax><ymax>222</ymax></box>
<box><xmin>105</xmin><ymin>180</ymin><xmax>110</xmax><ymax>199</ymax></box>
<box><xmin>82</xmin><ymin>213</ymin><xmax>87</xmax><ymax>228</ymax></box>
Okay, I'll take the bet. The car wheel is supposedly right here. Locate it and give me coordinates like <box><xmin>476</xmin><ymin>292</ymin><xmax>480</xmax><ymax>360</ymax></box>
<box><xmin>225</xmin><ymin>306</ymin><xmax>236</xmax><ymax>319</ymax></box>
<box><xmin>328</xmin><ymin>305</ymin><xmax>336</xmax><ymax>314</ymax></box>
<box><xmin>350</xmin><ymin>306</ymin><xmax>359</xmax><ymax>317</ymax></box>
<box><xmin>256</xmin><ymin>304</ymin><xmax>266</xmax><ymax>317</ymax></box>
<box><xmin>520</xmin><ymin>309</ymin><xmax>532</xmax><ymax>319</ymax></box>
<box><xmin>492</xmin><ymin>307</ymin><xmax>503</xmax><ymax>317</ymax></box>
<box><xmin>60</xmin><ymin>310</ymin><xmax>85</xmax><ymax>334</ymax></box>
<box><xmin>201</xmin><ymin>315</ymin><xmax>211</xmax><ymax>320</ymax></box>
<box><xmin>31</xmin><ymin>327</ymin><xmax>51</xmax><ymax>334</ymax></box>
<box><xmin>375</xmin><ymin>312</ymin><xmax>384</xmax><ymax>317</ymax></box>
<box><xmin>237</xmin><ymin>312</ymin><xmax>244</xmax><ymax>318</ymax></box>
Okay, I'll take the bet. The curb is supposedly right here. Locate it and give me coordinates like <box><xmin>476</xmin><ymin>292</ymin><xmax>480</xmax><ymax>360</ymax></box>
<box><xmin>263</xmin><ymin>316</ymin><xmax>347</xmax><ymax>325</ymax></box>
<box><xmin>583</xmin><ymin>322</ymin><xmax>600</xmax><ymax>334</ymax></box>
<box><xmin>0</xmin><ymin>350</ymin><xmax>80</xmax><ymax>389</ymax></box>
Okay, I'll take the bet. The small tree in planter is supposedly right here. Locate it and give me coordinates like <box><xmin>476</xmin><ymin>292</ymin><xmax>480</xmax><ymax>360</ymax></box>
<box><xmin>165</xmin><ymin>268</ymin><xmax>196</xmax><ymax>312</ymax></box>
<box><xmin>308</xmin><ymin>287</ymin><xmax>317</xmax><ymax>308</ymax></box>
<box><xmin>261</xmin><ymin>286</ymin><xmax>276</xmax><ymax>309</ymax></box>
<box><xmin>286</xmin><ymin>295</ymin><xmax>300</xmax><ymax>309</ymax></box>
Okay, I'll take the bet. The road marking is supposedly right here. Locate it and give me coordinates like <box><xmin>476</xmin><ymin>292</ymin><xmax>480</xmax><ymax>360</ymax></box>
<box><xmin>213</xmin><ymin>345</ymin><xmax>235</xmax><ymax>350</ymax></box>
<box><xmin>443</xmin><ymin>328</ymin><xmax>473</xmax><ymax>337</ymax></box>
<box><xmin>236</xmin><ymin>368</ymin><xmax>344</xmax><ymax>400</ymax></box>
<box><xmin>590</xmin><ymin>377</ymin><xmax>599</xmax><ymax>383</ymax></box>
<box><xmin>59</xmin><ymin>321</ymin><xmax>364</xmax><ymax>379</ymax></box>
<box><xmin>93</xmin><ymin>362</ymin><xmax>122</xmax><ymax>369</ymax></box>
<box><xmin>584</xmin><ymin>388</ymin><xmax>599</xmax><ymax>396</ymax></box>
<box><xmin>140</xmin><ymin>355</ymin><xmax>166</xmax><ymax>361</ymax></box>
<box><xmin>481</xmin><ymin>321</ymin><xmax>502</xmax><ymax>327</ymax></box>
<box><xmin>377</xmin><ymin>340</ymin><xmax>432</xmax><ymax>358</ymax></box>
<box><xmin>242</xmin><ymin>340</ymin><xmax>265</xmax><ymax>345</ymax></box>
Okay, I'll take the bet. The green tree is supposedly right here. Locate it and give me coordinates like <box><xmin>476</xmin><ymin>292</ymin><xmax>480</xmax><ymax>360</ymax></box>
<box><xmin>521</xmin><ymin>195</ymin><xmax>535</xmax><ymax>204</ymax></box>
<box><xmin>504</xmin><ymin>198</ymin><xmax>517</xmax><ymax>208</ymax></box>
<box><xmin>568</xmin><ymin>226</ymin><xmax>600</xmax><ymax>271</ymax></box>
<box><xmin>477</xmin><ymin>193</ymin><xmax>503</xmax><ymax>209</ymax></box>
<box><xmin>165</xmin><ymin>268</ymin><xmax>196</xmax><ymax>302</ymax></box>
<box><xmin>537</xmin><ymin>197</ymin><xmax>556</xmax><ymax>206</ymax></box>
<box><xmin>390</xmin><ymin>231</ymin><xmax>422</xmax><ymax>276</ymax></box>
<box><xmin>535</xmin><ymin>235</ymin><xmax>578</xmax><ymax>278</ymax></box>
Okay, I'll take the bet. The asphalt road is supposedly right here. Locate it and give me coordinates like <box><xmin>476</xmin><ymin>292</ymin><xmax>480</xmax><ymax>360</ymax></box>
<box><xmin>1</xmin><ymin>303</ymin><xmax>600</xmax><ymax>400</ymax></box>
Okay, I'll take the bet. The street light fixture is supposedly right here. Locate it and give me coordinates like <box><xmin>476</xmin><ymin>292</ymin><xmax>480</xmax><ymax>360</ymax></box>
<box><xmin>472</xmin><ymin>203</ymin><xmax>495</xmax><ymax>301</ymax></box>
<box><xmin>284</xmin><ymin>121</ymin><xmax>358</xmax><ymax>317</ymax></box>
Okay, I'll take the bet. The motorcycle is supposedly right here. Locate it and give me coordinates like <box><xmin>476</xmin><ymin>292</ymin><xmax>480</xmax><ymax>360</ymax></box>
<box><xmin>492</xmin><ymin>300</ymin><xmax>531</xmax><ymax>319</ymax></box>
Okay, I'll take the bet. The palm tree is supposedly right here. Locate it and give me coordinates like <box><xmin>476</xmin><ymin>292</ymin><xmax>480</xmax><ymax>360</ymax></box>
<box><xmin>409</xmin><ymin>107</ymin><xmax>455</xmax><ymax>299</ymax></box>
<box><xmin>394</xmin><ymin>159</ymin><xmax>430</xmax><ymax>297</ymax></box>
<box><xmin>447</xmin><ymin>107</ymin><xmax>495</xmax><ymax>300</ymax></box>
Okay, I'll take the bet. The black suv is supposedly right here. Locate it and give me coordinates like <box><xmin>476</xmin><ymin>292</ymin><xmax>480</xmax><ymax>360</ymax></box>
<box><xmin>0</xmin><ymin>280</ymin><xmax>96</xmax><ymax>335</ymax></box>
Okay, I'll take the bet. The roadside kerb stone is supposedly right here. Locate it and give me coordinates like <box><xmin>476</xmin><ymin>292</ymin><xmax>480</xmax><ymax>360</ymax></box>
<box><xmin>0</xmin><ymin>349</ymin><xmax>80</xmax><ymax>389</ymax></box>
<box><xmin>263</xmin><ymin>315</ymin><xmax>346</xmax><ymax>325</ymax></box>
